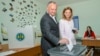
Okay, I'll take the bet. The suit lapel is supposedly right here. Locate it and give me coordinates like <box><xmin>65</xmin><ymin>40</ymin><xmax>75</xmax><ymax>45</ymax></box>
<box><xmin>50</xmin><ymin>17</ymin><xmax>57</xmax><ymax>24</ymax></box>
<box><xmin>55</xmin><ymin>17</ymin><xmax>58</xmax><ymax>24</ymax></box>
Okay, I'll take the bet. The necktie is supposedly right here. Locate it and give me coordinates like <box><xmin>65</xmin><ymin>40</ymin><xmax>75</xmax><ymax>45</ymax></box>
<box><xmin>52</xmin><ymin>16</ymin><xmax>57</xmax><ymax>23</ymax></box>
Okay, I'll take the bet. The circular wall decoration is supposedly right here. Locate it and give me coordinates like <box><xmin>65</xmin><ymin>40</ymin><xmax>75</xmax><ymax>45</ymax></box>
<box><xmin>16</xmin><ymin>33</ymin><xmax>25</xmax><ymax>41</ymax></box>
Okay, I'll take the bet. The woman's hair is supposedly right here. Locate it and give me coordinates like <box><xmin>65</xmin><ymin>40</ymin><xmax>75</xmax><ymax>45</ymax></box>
<box><xmin>62</xmin><ymin>7</ymin><xmax>73</xmax><ymax>19</ymax></box>
<box><xmin>87</xmin><ymin>26</ymin><xmax>93</xmax><ymax>31</ymax></box>
<box><xmin>86</xmin><ymin>26</ymin><xmax>93</xmax><ymax>37</ymax></box>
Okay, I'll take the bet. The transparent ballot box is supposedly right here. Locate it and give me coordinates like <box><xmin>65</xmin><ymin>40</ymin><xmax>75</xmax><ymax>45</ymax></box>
<box><xmin>48</xmin><ymin>44</ymin><xmax>86</xmax><ymax>56</ymax></box>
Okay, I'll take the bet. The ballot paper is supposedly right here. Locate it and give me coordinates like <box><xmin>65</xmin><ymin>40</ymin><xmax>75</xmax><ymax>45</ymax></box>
<box><xmin>66</xmin><ymin>38</ymin><xmax>74</xmax><ymax>51</ymax></box>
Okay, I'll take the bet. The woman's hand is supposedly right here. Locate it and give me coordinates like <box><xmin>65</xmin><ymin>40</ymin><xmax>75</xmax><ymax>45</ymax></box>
<box><xmin>72</xmin><ymin>28</ymin><xmax>78</xmax><ymax>34</ymax></box>
<box><xmin>75</xmin><ymin>30</ymin><xmax>78</xmax><ymax>34</ymax></box>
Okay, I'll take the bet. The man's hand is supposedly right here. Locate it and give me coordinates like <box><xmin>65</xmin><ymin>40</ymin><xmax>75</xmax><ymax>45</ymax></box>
<box><xmin>59</xmin><ymin>38</ymin><xmax>69</xmax><ymax>44</ymax></box>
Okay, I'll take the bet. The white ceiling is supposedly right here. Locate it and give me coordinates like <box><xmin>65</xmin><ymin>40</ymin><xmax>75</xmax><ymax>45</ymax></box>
<box><xmin>37</xmin><ymin>0</ymin><xmax>88</xmax><ymax>6</ymax></box>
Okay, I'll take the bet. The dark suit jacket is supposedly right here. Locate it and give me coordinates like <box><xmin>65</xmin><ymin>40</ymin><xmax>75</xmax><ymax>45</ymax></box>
<box><xmin>40</xmin><ymin>12</ymin><xmax>59</xmax><ymax>51</ymax></box>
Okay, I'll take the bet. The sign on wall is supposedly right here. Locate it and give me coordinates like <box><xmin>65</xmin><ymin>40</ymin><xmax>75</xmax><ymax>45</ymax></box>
<box><xmin>73</xmin><ymin>16</ymin><xmax>79</xmax><ymax>30</ymax></box>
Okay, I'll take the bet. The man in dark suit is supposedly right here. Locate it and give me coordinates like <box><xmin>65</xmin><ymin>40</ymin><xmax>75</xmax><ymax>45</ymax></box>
<box><xmin>40</xmin><ymin>1</ymin><xmax>68</xmax><ymax>56</ymax></box>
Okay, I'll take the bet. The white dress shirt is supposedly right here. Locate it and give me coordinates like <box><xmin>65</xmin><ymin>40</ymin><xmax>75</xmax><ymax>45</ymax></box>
<box><xmin>59</xmin><ymin>19</ymin><xmax>76</xmax><ymax>45</ymax></box>
<box><xmin>49</xmin><ymin>15</ymin><xmax>57</xmax><ymax>23</ymax></box>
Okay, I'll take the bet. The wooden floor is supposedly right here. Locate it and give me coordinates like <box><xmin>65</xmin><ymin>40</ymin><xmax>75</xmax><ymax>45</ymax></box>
<box><xmin>93</xmin><ymin>49</ymin><xmax>100</xmax><ymax>56</ymax></box>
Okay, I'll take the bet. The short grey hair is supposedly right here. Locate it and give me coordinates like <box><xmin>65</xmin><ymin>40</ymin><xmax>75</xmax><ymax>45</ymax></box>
<box><xmin>47</xmin><ymin>1</ymin><xmax>56</xmax><ymax>6</ymax></box>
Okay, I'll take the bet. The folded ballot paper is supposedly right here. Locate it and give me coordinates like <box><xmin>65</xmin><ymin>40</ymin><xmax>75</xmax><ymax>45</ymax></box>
<box><xmin>66</xmin><ymin>38</ymin><xmax>74</xmax><ymax>51</ymax></box>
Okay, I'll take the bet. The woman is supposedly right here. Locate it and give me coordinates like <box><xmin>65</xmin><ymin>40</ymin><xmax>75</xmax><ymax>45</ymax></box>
<box><xmin>84</xmin><ymin>26</ymin><xmax>96</xmax><ymax>53</ymax></box>
<box><xmin>84</xmin><ymin>26</ymin><xmax>96</xmax><ymax>39</ymax></box>
<box><xmin>59</xmin><ymin>7</ymin><xmax>77</xmax><ymax>45</ymax></box>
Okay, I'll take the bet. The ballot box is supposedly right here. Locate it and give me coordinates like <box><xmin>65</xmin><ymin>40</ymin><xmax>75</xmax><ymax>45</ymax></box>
<box><xmin>48</xmin><ymin>44</ymin><xmax>86</xmax><ymax>56</ymax></box>
<box><xmin>8</xmin><ymin>25</ymin><xmax>35</xmax><ymax>49</ymax></box>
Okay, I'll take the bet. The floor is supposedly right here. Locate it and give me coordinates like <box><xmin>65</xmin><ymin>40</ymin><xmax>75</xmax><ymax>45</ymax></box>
<box><xmin>93</xmin><ymin>49</ymin><xmax>100</xmax><ymax>56</ymax></box>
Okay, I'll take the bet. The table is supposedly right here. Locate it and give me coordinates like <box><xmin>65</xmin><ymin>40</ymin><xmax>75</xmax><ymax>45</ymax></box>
<box><xmin>82</xmin><ymin>38</ymin><xmax>100</xmax><ymax>46</ymax></box>
<box><xmin>7</xmin><ymin>45</ymin><xmax>42</xmax><ymax>56</ymax></box>
<box><xmin>0</xmin><ymin>43</ymin><xmax>41</xmax><ymax>56</ymax></box>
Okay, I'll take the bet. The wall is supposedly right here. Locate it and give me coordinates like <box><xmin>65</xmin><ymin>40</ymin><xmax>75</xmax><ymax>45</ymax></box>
<box><xmin>57</xmin><ymin>0</ymin><xmax>100</xmax><ymax>37</ymax></box>
<box><xmin>0</xmin><ymin>0</ymin><xmax>46</xmax><ymax>44</ymax></box>
<box><xmin>1</xmin><ymin>0</ymin><xmax>100</xmax><ymax>44</ymax></box>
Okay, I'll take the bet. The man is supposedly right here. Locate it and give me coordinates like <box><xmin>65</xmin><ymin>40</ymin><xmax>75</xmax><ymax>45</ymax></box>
<box><xmin>40</xmin><ymin>1</ymin><xmax>68</xmax><ymax>56</ymax></box>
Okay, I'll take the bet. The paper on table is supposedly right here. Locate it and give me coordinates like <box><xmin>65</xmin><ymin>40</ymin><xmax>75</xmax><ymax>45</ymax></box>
<box><xmin>96</xmin><ymin>37</ymin><xmax>100</xmax><ymax>40</ymax></box>
<box><xmin>0</xmin><ymin>50</ymin><xmax>16</xmax><ymax>56</ymax></box>
<box><xmin>66</xmin><ymin>38</ymin><xmax>73</xmax><ymax>51</ymax></box>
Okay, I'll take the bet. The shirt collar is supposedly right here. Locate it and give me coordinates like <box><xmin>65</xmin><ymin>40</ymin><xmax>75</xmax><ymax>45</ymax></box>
<box><xmin>47</xmin><ymin>12</ymin><xmax>55</xmax><ymax>18</ymax></box>
<box><xmin>49</xmin><ymin>14</ymin><xmax>55</xmax><ymax>18</ymax></box>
